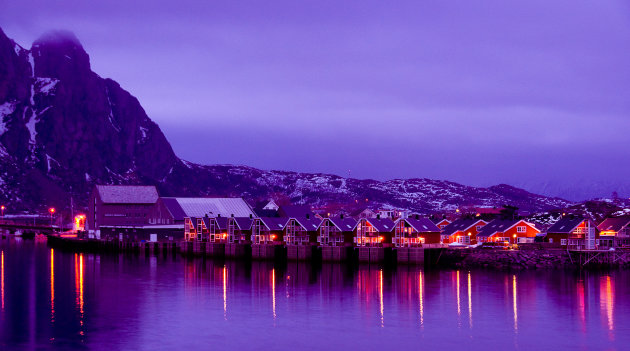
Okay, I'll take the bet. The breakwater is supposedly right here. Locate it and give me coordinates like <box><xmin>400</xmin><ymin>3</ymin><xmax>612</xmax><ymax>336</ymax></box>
<box><xmin>440</xmin><ymin>247</ymin><xmax>630</xmax><ymax>269</ymax></box>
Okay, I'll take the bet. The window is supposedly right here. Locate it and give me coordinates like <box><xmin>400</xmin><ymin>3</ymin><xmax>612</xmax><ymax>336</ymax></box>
<box><xmin>476</xmin><ymin>226</ymin><xmax>482</xmax><ymax>231</ymax></box>
<box><xmin>517</xmin><ymin>226</ymin><xmax>526</xmax><ymax>233</ymax></box>
<box><xmin>560</xmin><ymin>239</ymin><xmax>567</xmax><ymax>246</ymax></box>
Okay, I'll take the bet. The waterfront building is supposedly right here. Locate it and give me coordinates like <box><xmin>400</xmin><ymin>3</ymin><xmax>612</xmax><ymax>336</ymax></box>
<box><xmin>251</xmin><ymin>217</ymin><xmax>289</xmax><ymax>244</ymax></box>
<box><xmin>354</xmin><ymin>217</ymin><xmax>395</xmax><ymax>247</ymax></box>
<box><xmin>476</xmin><ymin>219</ymin><xmax>540</xmax><ymax>244</ymax></box>
<box><xmin>318</xmin><ymin>216</ymin><xmax>358</xmax><ymax>246</ymax></box>
<box><xmin>158</xmin><ymin>197</ymin><xmax>255</xmax><ymax>224</ymax></box>
<box><xmin>394</xmin><ymin>216</ymin><xmax>442</xmax><ymax>246</ymax></box>
<box><xmin>227</xmin><ymin>217</ymin><xmax>254</xmax><ymax>244</ymax></box>
<box><xmin>88</xmin><ymin>185</ymin><xmax>159</xmax><ymax>231</ymax></box>
<box><xmin>284</xmin><ymin>216</ymin><xmax>322</xmax><ymax>245</ymax></box>
<box><xmin>597</xmin><ymin>217</ymin><xmax>630</xmax><ymax>248</ymax></box>
<box><xmin>440</xmin><ymin>218</ymin><xmax>488</xmax><ymax>244</ymax></box>
<box><xmin>546</xmin><ymin>217</ymin><xmax>598</xmax><ymax>249</ymax></box>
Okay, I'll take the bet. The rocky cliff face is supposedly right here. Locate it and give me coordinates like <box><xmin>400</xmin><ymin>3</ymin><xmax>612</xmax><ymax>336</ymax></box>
<box><xmin>0</xmin><ymin>28</ymin><xmax>571</xmax><ymax>213</ymax></box>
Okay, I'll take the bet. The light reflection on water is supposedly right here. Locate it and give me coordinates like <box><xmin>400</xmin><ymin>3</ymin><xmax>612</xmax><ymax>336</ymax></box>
<box><xmin>0</xmin><ymin>239</ymin><xmax>628</xmax><ymax>350</ymax></box>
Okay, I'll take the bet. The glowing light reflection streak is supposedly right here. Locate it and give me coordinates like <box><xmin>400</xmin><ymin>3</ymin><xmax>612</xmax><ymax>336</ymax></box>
<box><xmin>379</xmin><ymin>269</ymin><xmax>384</xmax><ymax>328</ymax></box>
<box><xmin>456</xmin><ymin>271</ymin><xmax>461</xmax><ymax>316</ymax></box>
<box><xmin>513</xmin><ymin>275</ymin><xmax>517</xmax><ymax>332</ymax></box>
<box><xmin>223</xmin><ymin>266</ymin><xmax>227</xmax><ymax>320</ymax></box>
<box><xmin>50</xmin><ymin>249</ymin><xmax>55</xmax><ymax>322</ymax></box>
<box><xmin>418</xmin><ymin>271</ymin><xmax>424</xmax><ymax>327</ymax></box>
<box><xmin>467</xmin><ymin>272</ymin><xmax>472</xmax><ymax>328</ymax></box>
<box><xmin>271</xmin><ymin>269</ymin><xmax>276</xmax><ymax>321</ymax></box>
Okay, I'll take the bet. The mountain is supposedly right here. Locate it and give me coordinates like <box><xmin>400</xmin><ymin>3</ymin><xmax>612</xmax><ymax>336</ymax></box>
<box><xmin>0</xmin><ymin>28</ymin><xmax>571</xmax><ymax>214</ymax></box>
<box><xmin>513</xmin><ymin>178</ymin><xmax>630</xmax><ymax>202</ymax></box>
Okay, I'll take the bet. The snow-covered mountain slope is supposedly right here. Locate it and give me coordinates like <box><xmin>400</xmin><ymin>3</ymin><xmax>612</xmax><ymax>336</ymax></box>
<box><xmin>0</xmin><ymin>28</ymin><xmax>571</xmax><ymax>213</ymax></box>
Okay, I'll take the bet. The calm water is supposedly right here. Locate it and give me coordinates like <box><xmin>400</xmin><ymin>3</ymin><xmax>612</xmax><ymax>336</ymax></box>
<box><xmin>1</xmin><ymin>239</ymin><xmax>629</xmax><ymax>350</ymax></box>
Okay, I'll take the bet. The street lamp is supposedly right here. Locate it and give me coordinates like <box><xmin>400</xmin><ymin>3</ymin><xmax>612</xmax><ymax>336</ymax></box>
<box><xmin>1</xmin><ymin>205</ymin><xmax>4</xmax><ymax>220</ymax></box>
<box><xmin>49</xmin><ymin>207</ymin><xmax>56</xmax><ymax>232</ymax></box>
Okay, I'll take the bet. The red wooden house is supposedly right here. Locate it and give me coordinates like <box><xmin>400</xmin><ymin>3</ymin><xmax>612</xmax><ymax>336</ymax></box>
<box><xmin>284</xmin><ymin>216</ymin><xmax>322</xmax><ymax>246</ymax></box>
<box><xmin>440</xmin><ymin>218</ymin><xmax>488</xmax><ymax>244</ymax></box>
<box><xmin>227</xmin><ymin>217</ymin><xmax>254</xmax><ymax>244</ymax></box>
<box><xmin>251</xmin><ymin>217</ymin><xmax>288</xmax><ymax>245</ymax></box>
<box><xmin>317</xmin><ymin>217</ymin><xmax>358</xmax><ymax>247</ymax></box>
<box><xmin>476</xmin><ymin>219</ymin><xmax>539</xmax><ymax>244</ymax></box>
<box><xmin>394</xmin><ymin>216</ymin><xmax>441</xmax><ymax>246</ymax></box>
<box><xmin>546</xmin><ymin>217</ymin><xmax>598</xmax><ymax>249</ymax></box>
<box><xmin>354</xmin><ymin>218</ymin><xmax>395</xmax><ymax>247</ymax></box>
<box><xmin>597</xmin><ymin>217</ymin><xmax>630</xmax><ymax>248</ymax></box>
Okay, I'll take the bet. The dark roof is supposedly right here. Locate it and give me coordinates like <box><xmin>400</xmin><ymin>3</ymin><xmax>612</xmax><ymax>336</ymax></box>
<box><xmin>253</xmin><ymin>208</ymin><xmax>279</xmax><ymax>217</ymax></box>
<box><xmin>96</xmin><ymin>185</ymin><xmax>158</xmax><ymax>204</ymax></box>
<box><xmin>327</xmin><ymin>217</ymin><xmax>359</xmax><ymax>231</ymax></box>
<box><xmin>163</xmin><ymin>197</ymin><xmax>187</xmax><ymax>221</ymax></box>
<box><xmin>547</xmin><ymin>217</ymin><xmax>586</xmax><ymax>234</ymax></box>
<box><xmin>431</xmin><ymin>218</ymin><xmax>450</xmax><ymax>224</ymax></box>
<box><xmin>441</xmin><ymin>218</ymin><xmax>486</xmax><ymax>236</ymax></box>
<box><xmin>292</xmin><ymin>217</ymin><xmax>323</xmax><ymax>231</ymax></box>
<box><xmin>215</xmin><ymin>217</ymin><xmax>229</xmax><ymax>230</ymax></box>
<box><xmin>598</xmin><ymin>217</ymin><xmax>630</xmax><ymax>232</ymax></box>
<box><xmin>259</xmin><ymin>217</ymin><xmax>289</xmax><ymax>231</ymax></box>
<box><xmin>234</xmin><ymin>217</ymin><xmax>253</xmax><ymax>230</ymax></box>
<box><xmin>477</xmin><ymin>219</ymin><xmax>537</xmax><ymax>238</ymax></box>
<box><xmin>278</xmin><ymin>205</ymin><xmax>315</xmax><ymax>218</ymax></box>
<box><xmin>401</xmin><ymin>218</ymin><xmax>441</xmax><ymax>233</ymax></box>
<box><xmin>364</xmin><ymin>218</ymin><xmax>395</xmax><ymax>232</ymax></box>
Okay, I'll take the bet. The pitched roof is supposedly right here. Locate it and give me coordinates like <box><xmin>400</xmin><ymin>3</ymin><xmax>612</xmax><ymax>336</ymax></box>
<box><xmin>400</xmin><ymin>217</ymin><xmax>441</xmax><ymax>233</ymax></box>
<box><xmin>431</xmin><ymin>218</ymin><xmax>451</xmax><ymax>225</ymax></box>
<box><xmin>96</xmin><ymin>185</ymin><xmax>158</xmax><ymax>204</ymax></box>
<box><xmin>364</xmin><ymin>218</ymin><xmax>395</xmax><ymax>232</ymax></box>
<box><xmin>477</xmin><ymin>219</ymin><xmax>538</xmax><ymax>238</ymax></box>
<box><xmin>161</xmin><ymin>197</ymin><xmax>255</xmax><ymax>221</ymax></box>
<box><xmin>326</xmin><ymin>217</ymin><xmax>359</xmax><ymax>231</ymax></box>
<box><xmin>547</xmin><ymin>217</ymin><xmax>586</xmax><ymax>234</ymax></box>
<box><xmin>258</xmin><ymin>217</ymin><xmax>289</xmax><ymax>231</ymax></box>
<box><xmin>598</xmin><ymin>217</ymin><xmax>630</xmax><ymax>232</ymax></box>
<box><xmin>292</xmin><ymin>217</ymin><xmax>323</xmax><ymax>231</ymax></box>
<box><xmin>441</xmin><ymin>218</ymin><xmax>486</xmax><ymax>236</ymax></box>
<box><xmin>234</xmin><ymin>217</ymin><xmax>253</xmax><ymax>230</ymax></box>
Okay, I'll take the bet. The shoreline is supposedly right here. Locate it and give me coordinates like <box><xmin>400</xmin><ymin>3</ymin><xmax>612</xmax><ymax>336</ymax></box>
<box><xmin>36</xmin><ymin>235</ymin><xmax>630</xmax><ymax>270</ymax></box>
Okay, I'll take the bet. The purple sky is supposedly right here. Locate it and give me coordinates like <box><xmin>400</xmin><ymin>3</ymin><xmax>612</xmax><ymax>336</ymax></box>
<box><xmin>2</xmin><ymin>1</ymin><xmax>630</xmax><ymax>198</ymax></box>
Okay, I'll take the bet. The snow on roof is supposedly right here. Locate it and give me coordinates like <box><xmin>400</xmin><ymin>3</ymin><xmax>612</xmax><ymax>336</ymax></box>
<box><xmin>96</xmin><ymin>185</ymin><xmax>159</xmax><ymax>204</ymax></box>
<box><xmin>166</xmin><ymin>197</ymin><xmax>255</xmax><ymax>220</ymax></box>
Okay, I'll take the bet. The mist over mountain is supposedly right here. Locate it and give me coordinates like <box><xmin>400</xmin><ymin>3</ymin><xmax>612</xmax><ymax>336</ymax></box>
<box><xmin>0</xmin><ymin>28</ymin><xmax>574</xmax><ymax>213</ymax></box>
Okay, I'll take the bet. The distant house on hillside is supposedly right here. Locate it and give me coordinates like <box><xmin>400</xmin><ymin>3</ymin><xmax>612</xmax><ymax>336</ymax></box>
<box><xmin>477</xmin><ymin>219</ymin><xmax>539</xmax><ymax>244</ymax></box>
<box><xmin>431</xmin><ymin>218</ymin><xmax>451</xmax><ymax>230</ymax></box>
<box><xmin>350</xmin><ymin>208</ymin><xmax>377</xmax><ymax>219</ymax></box>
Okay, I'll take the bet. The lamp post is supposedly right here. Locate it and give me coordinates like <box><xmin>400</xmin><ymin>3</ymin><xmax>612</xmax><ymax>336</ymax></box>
<box><xmin>49</xmin><ymin>207</ymin><xmax>56</xmax><ymax>232</ymax></box>
<box><xmin>1</xmin><ymin>205</ymin><xmax>4</xmax><ymax>221</ymax></box>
